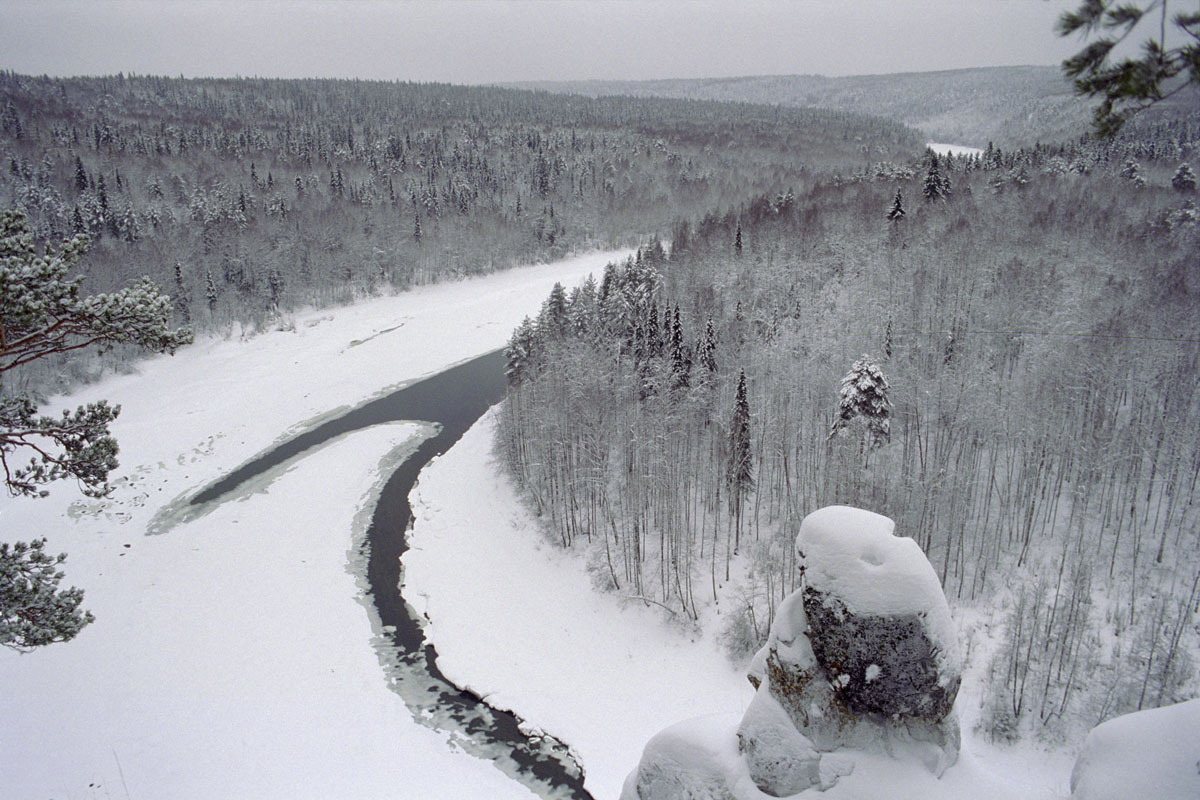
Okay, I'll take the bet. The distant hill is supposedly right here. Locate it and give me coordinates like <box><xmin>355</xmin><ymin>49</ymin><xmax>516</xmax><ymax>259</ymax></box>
<box><xmin>508</xmin><ymin>66</ymin><xmax>1098</xmax><ymax>148</ymax></box>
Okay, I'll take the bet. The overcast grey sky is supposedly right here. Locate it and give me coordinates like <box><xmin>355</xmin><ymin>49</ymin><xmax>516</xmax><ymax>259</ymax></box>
<box><xmin>1</xmin><ymin>1</ymin><xmax>1083</xmax><ymax>83</ymax></box>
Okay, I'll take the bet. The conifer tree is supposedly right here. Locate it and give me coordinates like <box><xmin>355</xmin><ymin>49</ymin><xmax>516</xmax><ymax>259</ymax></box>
<box><xmin>924</xmin><ymin>153</ymin><xmax>945</xmax><ymax>202</ymax></box>
<box><xmin>1172</xmin><ymin>162</ymin><xmax>1197</xmax><ymax>193</ymax></box>
<box><xmin>829</xmin><ymin>354</ymin><xmax>892</xmax><ymax>450</ymax></box>
<box><xmin>504</xmin><ymin>316</ymin><xmax>539</xmax><ymax>385</ymax></box>
<box><xmin>540</xmin><ymin>281</ymin><xmax>568</xmax><ymax>337</ymax></box>
<box><xmin>73</xmin><ymin>155</ymin><xmax>88</xmax><ymax>193</ymax></box>
<box><xmin>2</xmin><ymin>539</ymin><xmax>92</xmax><ymax>652</ymax></box>
<box><xmin>887</xmin><ymin>189</ymin><xmax>906</xmax><ymax>222</ymax></box>
<box><xmin>96</xmin><ymin>174</ymin><xmax>108</xmax><ymax>217</ymax></box>
<box><xmin>598</xmin><ymin>261</ymin><xmax>618</xmax><ymax>306</ymax></box>
<box><xmin>669</xmin><ymin>305</ymin><xmax>690</xmax><ymax>392</ymax></box>
<box><xmin>1</xmin><ymin>210</ymin><xmax>191</xmax><ymax>651</ymax></box>
<box><xmin>568</xmin><ymin>275</ymin><xmax>597</xmax><ymax>336</ymax></box>
<box><xmin>1057</xmin><ymin>0</ymin><xmax>1200</xmax><ymax>136</ymax></box>
<box><xmin>734</xmin><ymin>223</ymin><xmax>743</xmax><ymax>256</ymax></box>
<box><xmin>726</xmin><ymin>369</ymin><xmax>754</xmax><ymax>550</ymax></box>
<box><xmin>1120</xmin><ymin>158</ymin><xmax>1145</xmax><ymax>185</ymax></box>
<box><xmin>646</xmin><ymin>299</ymin><xmax>661</xmax><ymax>358</ymax></box>
<box><xmin>0</xmin><ymin>102</ymin><xmax>21</xmax><ymax>140</ymax></box>
<box><xmin>205</xmin><ymin>268</ymin><xmax>218</xmax><ymax>315</ymax></box>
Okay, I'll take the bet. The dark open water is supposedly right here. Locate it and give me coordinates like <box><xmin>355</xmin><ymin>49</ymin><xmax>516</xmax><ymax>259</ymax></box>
<box><xmin>191</xmin><ymin>349</ymin><xmax>593</xmax><ymax>800</ymax></box>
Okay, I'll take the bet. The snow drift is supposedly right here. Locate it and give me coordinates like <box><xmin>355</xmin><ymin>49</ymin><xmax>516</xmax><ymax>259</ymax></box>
<box><xmin>1070</xmin><ymin>698</ymin><xmax>1200</xmax><ymax>800</ymax></box>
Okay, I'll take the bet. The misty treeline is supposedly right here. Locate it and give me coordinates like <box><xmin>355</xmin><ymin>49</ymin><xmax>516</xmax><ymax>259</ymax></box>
<box><xmin>513</xmin><ymin>65</ymin><xmax>1200</xmax><ymax>152</ymax></box>
<box><xmin>0</xmin><ymin>71</ymin><xmax>918</xmax><ymax>393</ymax></box>
<box><xmin>515</xmin><ymin>66</ymin><xmax>1098</xmax><ymax>149</ymax></box>
<box><xmin>499</xmin><ymin>134</ymin><xmax>1200</xmax><ymax>743</ymax></box>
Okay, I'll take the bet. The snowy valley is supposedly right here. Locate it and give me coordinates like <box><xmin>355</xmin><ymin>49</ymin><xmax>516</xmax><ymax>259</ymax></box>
<box><xmin>3</xmin><ymin>5</ymin><xmax>1200</xmax><ymax>797</ymax></box>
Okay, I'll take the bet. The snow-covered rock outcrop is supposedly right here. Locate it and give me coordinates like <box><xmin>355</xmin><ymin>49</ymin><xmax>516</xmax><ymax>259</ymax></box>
<box><xmin>623</xmin><ymin>506</ymin><xmax>963</xmax><ymax>799</ymax></box>
<box><xmin>798</xmin><ymin>506</ymin><xmax>960</xmax><ymax>722</ymax></box>
<box><xmin>1070</xmin><ymin>698</ymin><xmax>1200</xmax><ymax>800</ymax></box>
<box><xmin>619</xmin><ymin>714</ymin><xmax>749</xmax><ymax>800</ymax></box>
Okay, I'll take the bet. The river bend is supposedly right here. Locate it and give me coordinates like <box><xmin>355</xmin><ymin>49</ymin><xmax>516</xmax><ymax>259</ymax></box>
<box><xmin>189</xmin><ymin>349</ymin><xmax>593</xmax><ymax>800</ymax></box>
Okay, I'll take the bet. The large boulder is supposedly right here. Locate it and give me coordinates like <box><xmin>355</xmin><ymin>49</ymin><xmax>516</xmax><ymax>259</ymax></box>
<box><xmin>619</xmin><ymin>714</ymin><xmax>745</xmax><ymax>800</ymax></box>
<box><xmin>796</xmin><ymin>506</ymin><xmax>960</xmax><ymax>724</ymax></box>
<box><xmin>627</xmin><ymin>506</ymin><xmax>965</xmax><ymax>796</ymax></box>
<box><xmin>1071</xmin><ymin>698</ymin><xmax>1200</xmax><ymax>800</ymax></box>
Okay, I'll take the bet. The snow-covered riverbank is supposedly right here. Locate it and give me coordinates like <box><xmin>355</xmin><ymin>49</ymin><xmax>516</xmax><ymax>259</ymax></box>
<box><xmin>404</xmin><ymin>411</ymin><xmax>753</xmax><ymax>800</ymax></box>
<box><xmin>0</xmin><ymin>243</ymin><xmax>1079</xmax><ymax>799</ymax></box>
<box><xmin>0</xmin><ymin>251</ymin><xmax>624</xmax><ymax>799</ymax></box>
<box><xmin>404</xmin><ymin>412</ymin><xmax>1077</xmax><ymax>800</ymax></box>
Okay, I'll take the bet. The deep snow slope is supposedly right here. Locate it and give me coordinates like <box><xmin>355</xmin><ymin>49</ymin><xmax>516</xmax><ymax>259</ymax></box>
<box><xmin>0</xmin><ymin>250</ymin><xmax>625</xmax><ymax>799</ymax></box>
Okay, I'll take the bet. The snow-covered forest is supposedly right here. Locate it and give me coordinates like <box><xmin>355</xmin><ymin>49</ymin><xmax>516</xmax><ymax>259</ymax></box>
<box><xmin>500</xmin><ymin>131</ymin><xmax>1200</xmax><ymax>744</ymax></box>
<box><xmin>3</xmin><ymin>3</ymin><xmax>1200</xmax><ymax>794</ymax></box>
<box><xmin>0</xmin><ymin>72</ymin><xmax>916</xmax><ymax>395</ymax></box>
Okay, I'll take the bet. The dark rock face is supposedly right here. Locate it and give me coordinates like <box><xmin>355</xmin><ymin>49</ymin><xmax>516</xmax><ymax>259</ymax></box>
<box><xmin>763</xmin><ymin>646</ymin><xmax>850</xmax><ymax>752</ymax></box>
<box><xmin>802</xmin><ymin>587</ymin><xmax>959</xmax><ymax>722</ymax></box>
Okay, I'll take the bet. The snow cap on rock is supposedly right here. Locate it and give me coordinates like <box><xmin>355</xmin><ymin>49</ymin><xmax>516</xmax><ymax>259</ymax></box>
<box><xmin>620</xmin><ymin>713</ymin><xmax>755</xmax><ymax>800</ymax></box>
<box><xmin>796</xmin><ymin>505</ymin><xmax>959</xmax><ymax>676</ymax></box>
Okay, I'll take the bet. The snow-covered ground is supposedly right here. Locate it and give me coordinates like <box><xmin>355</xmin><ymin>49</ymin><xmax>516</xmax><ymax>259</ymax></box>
<box><xmin>0</xmin><ymin>250</ymin><xmax>625</xmax><ymax>799</ymax></box>
<box><xmin>926</xmin><ymin>141</ymin><xmax>984</xmax><ymax>158</ymax></box>
<box><xmin>404</xmin><ymin>411</ymin><xmax>753</xmax><ymax>800</ymax></box>
<box><xmin>1069</xmin><ymin>698</ymin><xmax>1200</xmax><ymax>799</ymax></box>
<box><xmin>404</xmin><ymin>417</ymin><xmax>1077</xmax><ymax>800</ymax></box>
<box><xmin>2</xmin><ymin>242</ymin><xmax>1081</xmax><ymax>800</ymax></box>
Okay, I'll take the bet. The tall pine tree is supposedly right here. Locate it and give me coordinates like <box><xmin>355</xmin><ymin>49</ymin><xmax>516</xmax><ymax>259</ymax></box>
<box><xmin>727</xmin><ymin>369</ymin><xmax>754</xmax><ymax>551</ymax></box>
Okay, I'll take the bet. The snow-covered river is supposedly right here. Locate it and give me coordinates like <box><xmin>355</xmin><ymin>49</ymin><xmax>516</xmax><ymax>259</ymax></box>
<box><xmin>926</xmin><ymin>141</ymin><xmax>984</xmax><ymax>158</ymax></box>
<box><xmin>0</xmin><ymin>251</ymin><xmax>626</xmax><ymax>799</ymax></box>
<box><xmin>188</xmin><ymin>349</ymin><xmax>592</xmax><ymax>799</ymax></box>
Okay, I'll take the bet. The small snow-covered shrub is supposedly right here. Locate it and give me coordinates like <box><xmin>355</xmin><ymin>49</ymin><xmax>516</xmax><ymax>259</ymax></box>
<box><xmin>719</xmin><ymin>598</ymin><xmax>765</xmax><ymax>662</ymax></box>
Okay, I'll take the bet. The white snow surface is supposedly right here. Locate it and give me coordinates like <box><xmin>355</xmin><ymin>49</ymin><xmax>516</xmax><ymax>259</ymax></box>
<box><xmin>403</xmin><ymin>410</ymin><xmax>753</xmax><ymax>800</ymax></box>
<box><xmin>798</xmin><ymin>506</ymin><xmax>940</xmax><ymax>615</ymax></box>
<box><xmin>1070</xmin><ymin>698</ymin><xmax>1200</xmax><ymax>800</ymax></box>
<box><xmin>0</xmin><ymin>249</ymin><xmax>626</xmax><ymax>799</ymax></box>
<box><xmin>926</xmin><ymin>141</ymin><xmax>984</xmax><ymax>158</ymax></box>
<box><xmin>620</xmin><ymin>711</ymin><xmax>1069</xmax><ymax>800</ymax></box>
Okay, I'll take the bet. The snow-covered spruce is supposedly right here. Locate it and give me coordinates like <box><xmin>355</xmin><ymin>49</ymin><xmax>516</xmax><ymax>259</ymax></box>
<box><xmin>1070</xmin><ymin>698</ymin><xmax>1200</xmax><ymax>800</ymax></box>
<box><xmin>622</xmin><ymin>506</ymin><xmax>963</xmax><ymax>798</ymax></box>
